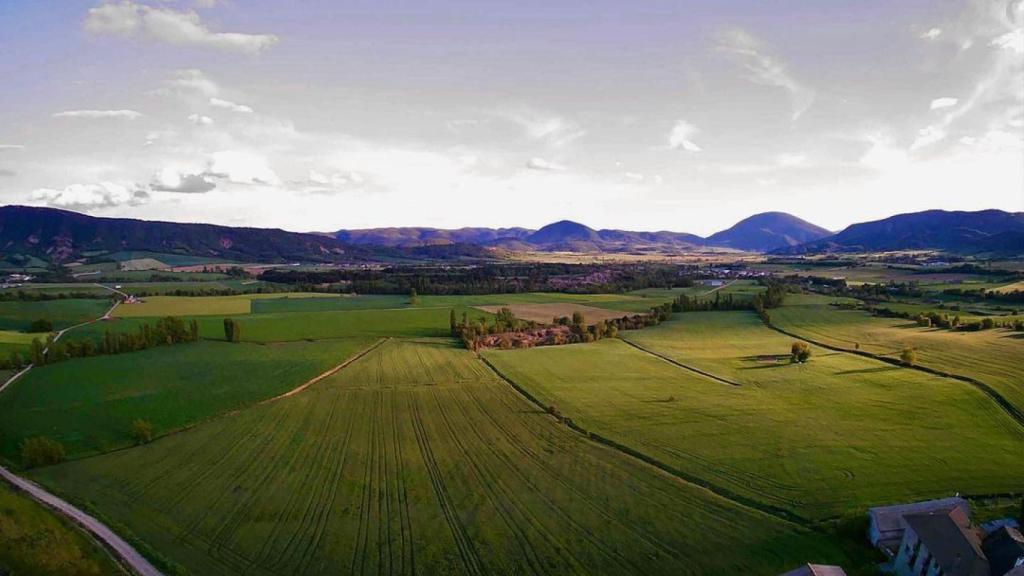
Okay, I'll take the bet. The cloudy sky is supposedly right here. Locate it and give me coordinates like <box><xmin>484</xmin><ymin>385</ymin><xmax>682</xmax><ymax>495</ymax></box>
<box><xmin>1</xmin><ymin>0</ymin><xmax>1021</xmax><ymax>235</ymax></box>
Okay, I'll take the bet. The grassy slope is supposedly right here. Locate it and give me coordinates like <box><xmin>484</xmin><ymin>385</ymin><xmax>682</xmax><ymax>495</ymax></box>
<box><xmin>0</xmin><ymin>482</ymin><xmax>123</xmax><ymax>576</ymax></box>
<box><xmin>0</xmin><ymin>299</ymin><xmax>110</xmax><ymax>331</ymax></box>
<box><xmin>772</xmin><ymin>293</ymin><xmax>1024</xmax><ymax>414</ymax></box>
<box><xmin>0</xmin><ymin>338</ymin><xmax>373</xmax><ymax>462</ymax></box>
<box><xmin>32</xmin><ymin>339</ymin><xmax>846</xmax><ymax>575</ymax></box>
<box><xmin>485</xmin><ymin>313</ymin><xmax>1024</xmax><ymax>520</ymax></box>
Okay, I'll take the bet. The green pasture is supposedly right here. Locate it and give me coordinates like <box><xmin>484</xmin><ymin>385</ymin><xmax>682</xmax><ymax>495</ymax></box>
<box><xmin>0</xmin><ymin>338</ymin><xmax>374</xmax><ymax>462</ymax></box>
<box><xmin>0</xmin><ymin>299</ymin><xmax>111</xmax><ymax>332</ymax></box>
<box><xmin>32</xmin><ymin>339</ymin><xmax>847</xmax><ymax>575</ymax></box>
<box><xmin>485</xmin><ymin>313</ymin><xmax>1024</xmax><ymax>520</ymax></box>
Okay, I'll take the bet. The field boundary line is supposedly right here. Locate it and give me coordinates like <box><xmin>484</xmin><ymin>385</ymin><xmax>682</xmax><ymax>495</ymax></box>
<box><xmin>0</xmin><ymin>466</ymin><xmax>163</xmax><ymax>576</ymax></box>
<box><xmin>476</xmin><ymin>353</ymin><xmax>811</xmax><ymax>527</ymax></box>
<box><xmin>618</xmin><ymin>338</ymin><xmax>742</xmax><ymax>387</ymax></box>
<box><xmin>260</xmin><ymin>337</ymin><xmax>389</xmax><ymax>403</ymax></box>
<box><xmin>763</xmin><ymin>319</ymin><xmax>1024</xmax><ymax>428</ymax></box>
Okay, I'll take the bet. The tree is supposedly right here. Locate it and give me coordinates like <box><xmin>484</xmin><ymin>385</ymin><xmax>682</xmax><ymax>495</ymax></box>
<box><xmin>223</xmin><ymin>318</ymin><xmax>236</xmax><ymax>342</ymax></box>
<box><xmin>790</xmin><ymin>341</ymin><xmax>811</xmax><ymax>363</ymax></box>
<box><xmin>20</xmin><ymin>436</ymin><xmax>65</xmax><ymax>468</ymax></box>
<box><xmin>29</xmin><ymin>337</ymin><xmax>45</xmax><ymax>366</ymax></box>
<box><xmin>28</xmin><ymin>318</ymin><xmax>54</xmax><ymax>332</ymax></box>
<box><xmin>571</xmin><ymin>311</ymin><xmax>585</xmax><ymax>326</ymax></box>
<box><xmin>231</xmin><ymin>321</ymin><xmax>241</xmax><ymax>343</ymax></box>
<box><xmin>8</xmin><ymin>350</ymin><xmax>22</xmax><ymax>370</ymax></box>
<box><xmin>900</xmin><ymin>346</ymin><xmax>916</xmax><ymax>366</ymax></box>
<box><xmin>409</xmin><ymin>288</ymin><xmax>419</xmax><ymax>305</ymax></box>
<box><xmin>131</xmin><ymin>419</ymin><xmax>154</xmax><ymax>444</ymax></box>
<box><xmin>449</xmin><ymin>309</ymin><xmax>458</xmax><ymax>336</ymax></box>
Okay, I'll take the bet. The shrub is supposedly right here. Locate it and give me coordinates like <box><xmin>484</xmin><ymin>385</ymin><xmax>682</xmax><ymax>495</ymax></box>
<box><xmin>27</xmin><ymin>318</ymin><xmax>54</xmax><ymax>332</ymax></box>
<box><xmin>20</xmin><ymin>436</ymin><xmax>66</xmax><ymax>468</ymax></box>
<box><xmin>900</xmin><ymin>346</ymin><xmax>917</xmax><ymax>366</ymax></box>
<box><xmin>790</xmin><ymin>341</ymin><xmax>812</xmax><ymax>363</ymax></box>
<box><xmin>131</xmin><ymin>419</ymin><xmax>154</xmax><ymax>444</ymax></box>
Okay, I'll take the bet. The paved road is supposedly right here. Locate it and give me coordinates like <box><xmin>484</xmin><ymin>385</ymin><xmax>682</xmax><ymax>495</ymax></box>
<box><xmin>0</xmin><ymin>466</ymin><xmax>163</xmax><ymax>576</ymax></box>
<box><xmin>0</xmin><ymin>288</ymin><xmax>160</xmax><ymax>575</ymax></box>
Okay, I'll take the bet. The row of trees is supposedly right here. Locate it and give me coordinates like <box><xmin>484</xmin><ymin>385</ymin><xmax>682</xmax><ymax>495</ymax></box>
<box><xmin>0</xmin><ymin>316</ymin><xmax>200</xmax><ymax>370</ymax></box>
<box><xmin>223</xmin><ymin>318</ymin><xmax>242</xmax><ymax>342</ymax></box>
<box><xmin>21</xmin><ymin>418</ymin><xmax>155</xmax><ymax>468</ymax></box>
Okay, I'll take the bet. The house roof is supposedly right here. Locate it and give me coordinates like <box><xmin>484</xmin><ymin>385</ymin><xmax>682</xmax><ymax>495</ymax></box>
<box><xmin>869</xmin><ymin>496</ymin><xmax>969</xmax><ymax>536</ymax></box>
<box><xmin>984</xmin><ymin>526</ymin><xmax>1024</xmax><ymax>576</ymax></box>
<box><xmin>903</xmin><ymin>507</ymin><xmax>988</xmax><ymax>576</ymax></box>
<box><xmin>780</xmin><ymin>564</ymin><xmax>847</xmax><ymax>576</ymax></box>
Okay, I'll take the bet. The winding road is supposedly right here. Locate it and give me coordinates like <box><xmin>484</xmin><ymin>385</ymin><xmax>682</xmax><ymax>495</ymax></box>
<box><xmin>0</xmin><ymin>284</ymin><xmax>164</xmax><ymax>576</ymax></box>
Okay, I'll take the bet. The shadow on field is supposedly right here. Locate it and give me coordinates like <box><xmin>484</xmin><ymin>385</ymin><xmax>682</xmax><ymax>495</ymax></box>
<box><xmin>835</xmin><ymin>366</ymin><xmax>900</xmax><ymax>376</ymax></box>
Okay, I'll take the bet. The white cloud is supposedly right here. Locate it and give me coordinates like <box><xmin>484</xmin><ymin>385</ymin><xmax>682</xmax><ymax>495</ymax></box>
<box><xmin>525</xmin><ymin>157</ymin><xmax>565</xmax><ymax>171</ymax></box>
<box><xmin>668</xmin><ymin>120</ymin><xmax>702</xmax><ymax>152</ymax></box>
<box><xmin>209</xmin><ymin>97</ymin><xmax>253</xmax><ymax>113</ymax></box>
<box><xmin>166</xmin><ymin>69</ymin><xmax>219</xmax><ymax>98</ymax></box>
<box><xmin>151</xmin><ymin>168</ymin><xmax>216</xmax><ymax>193</ymax></box>
<box><xmin>910</xmin><ymin>126</ymin><xmax>948</xmax><ymax>150</ymax></box>
<box><xmin>623</xmin><ymin>172</ymin><xmax>645</xmax><ymax>181</ymax></box>
<box><xmin>31</xmin><ymin>182</ymin><xmax>148</xmax><ymax>209</ymax></box>
<box><xmin>991</xmin><ymin>28</ymin><xmax>1024</xmax><ymax>54</ymax></box>
<box><xmin>505</xmin><ymin>111</ymin><xmax>586</xmax><ymax>148</ymax></box>
<box><xmin>717</xmin><ymin>28</ymin><xmax>816</xmax><ymax>119</ymax></box>
<box><xmin>208</xmin><ymin>150</ymin><xmax>279</xmax><ymax>184</ymax></box>
<box><xmin>921</xmin><ymin>28</ymin><xmax>943</xmax><ymax>40</ymax></box>
<box><xmin>84</xmin><ymin>1</ymin><xmax>278</xmax><ymax>55</ymax></box>
<box><xmin>53</xmin><ymin>109</ymin><xmax>142</xmax><ymax>119</ymax></box>
<box><xmin>188</xmin><ymin>113</ymin><xmax>213</xmax><ymax>125</ymax></box>
<box><xmin>0</xmin><ymin>144</ymin><xmax>24</xmax><ymax>151</ymax></box>
<box><xmin>929</xmin><ymin>97</ymin><xmax>959</xmax><ymax>110</ymax></box>
<box><xmin>776</xmin><ymin>153</ymin><xmax>808</xmax><ymax>167</ymax></box>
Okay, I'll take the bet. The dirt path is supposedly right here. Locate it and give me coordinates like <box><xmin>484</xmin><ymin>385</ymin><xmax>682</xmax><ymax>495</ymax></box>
<box><xmin>261</xmin><ymin>338</ymin><xmax>389</xmax><ymax>403</ymax></box>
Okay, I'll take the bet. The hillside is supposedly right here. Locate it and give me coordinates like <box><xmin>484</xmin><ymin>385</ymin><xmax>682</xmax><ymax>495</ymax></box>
<box><xmin>0</xmin><ymin>205</ymin><xmax>364</xmax><ymax>264</ymax></box>
<box><xmin>705</xmin><ymin>212</ymin><xmax>831</xmax><ymax>252</ymax></box>
<box><xmin>782</xmin><ymin>209</ymin><xmax>1024</xmax><ymax>254</ymax></box>
<box><xmin>335</xmin><ymin>226</ymin><xmax>532</xmax><ymax>247</ymax></box>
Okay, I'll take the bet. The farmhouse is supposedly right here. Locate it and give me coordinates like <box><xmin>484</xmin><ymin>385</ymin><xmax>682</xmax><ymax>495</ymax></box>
<box><xmin>983</xmin><ymin>526</ymin><xmax>1024</xmax><ymax>576</ymax></box>
<box><xmin>780</xmin><ymin>563</ymin><xmax>847</xmax><ymax>576</ymax></box>
<box><xmin>891</xmin><ymin>507</ymin><xmax>988</xmax><ymax>576</ymax></box>
<box><xmin>868</xmin><ymin>496</ymin><xmax>970</xmax><ymax>553</ymax></box>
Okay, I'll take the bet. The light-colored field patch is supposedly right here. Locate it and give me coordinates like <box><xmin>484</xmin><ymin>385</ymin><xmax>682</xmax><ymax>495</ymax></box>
<box><xmin>112</xmin><ymin>292</ymin><xmax>339</xmax><ymax>318</ymax></box>
<box><xmin>992</xmin><ymin>280</ymin><xmax>1024</xmax><ymax>293</ymax></box>
<box><xmin>118</xmin><ymin>258</ymin><xmax>167</xmax><ymax>271</ymax></box>
<box><xmin>475</xmin><ymin>303</ymin><xmax>639</xmax><ymax>325</ymax></box>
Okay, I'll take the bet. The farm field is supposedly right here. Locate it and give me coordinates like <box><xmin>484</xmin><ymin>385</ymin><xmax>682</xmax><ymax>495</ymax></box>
<box><xmin>0</xmin><ymin>482</ymin><xmax>124</xmax><ymax>576</ymax></box>
<box><xmin>0</xmin><ymin>329</ymin><xmax>41</xmax><ymax>356</ymax></box>
<box><xmin>476</xmin><ymin>303</ymin><xmax>638</xmax><ymax>324</ymax></box>
<box><xmin>31</xmin><ymin>339</ymin><xmax>847</xmax><ymax>575</ymax></box>
<box><xmin>0</xmin><ymin>338</ymin><xmax>374</xmax><ymax>462</ymax></box>
<box><xmin>771</xmin><ymin>294</ymin><xmax>1024</xmax><ymax>414</ymax></box>
<box><xmin>0</xmin><ymin>299</ymin><xmax>111</xmax><ymax>331</ymax></box>
<box><xmin>485</xmin><ymin>312</ymin><xmax>1024</xmax><ymax>520</ymax></box>
<box><xmin>112</xmin><ymin>291</ymin><xmax>333</xmax><ymax>317</ymax></box>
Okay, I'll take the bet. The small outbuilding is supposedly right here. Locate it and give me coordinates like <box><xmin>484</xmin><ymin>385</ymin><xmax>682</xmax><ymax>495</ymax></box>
<box><xmin>868</xmin><ymin>496</ymin><xmax>969</xmax><ymax>553</ymax></box>
<box><xmin>779</xmin><ymin>563</ymin><xmax>847</xmax><ymax>576</ymax></box>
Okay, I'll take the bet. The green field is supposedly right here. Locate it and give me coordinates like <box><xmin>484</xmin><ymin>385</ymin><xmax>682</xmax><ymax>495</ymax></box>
<box><xmin>31</xmin><ymin>339</ymin><xmax>847</xmax><ymax>575</ymax></box>
<box><xmin>772</xmin><ymin>294</ymin><xmax>1024</xmax><ymax>414</ymax></box>
<box><xmin>0</xmin><ymin>482</ymin><xmax>123</xmax><ymax>575</ymax></box>
<box><xmin>0</xmin><ymin>299</ymin><xmax>111</xmax><ymax>331</ymax></box>
<box><xmin>0</xmin><ymin>338</ymin><xmax>374</xmax><ymax>462</ymax></box>
<box><xmin>0</xmin><ymin>329</ymin><xmax>43</xmax><ymax>356</ymax></box>
<box><xmin>485</xmin><ymin>312</ymin><xmax>1024</xmax><ymax>520</ymax></box>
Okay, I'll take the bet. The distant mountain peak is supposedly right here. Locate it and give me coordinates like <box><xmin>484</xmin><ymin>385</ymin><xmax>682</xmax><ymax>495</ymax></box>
<box><xmin>705</xmin><ymin>212</ymin><xmax>831</xmax><ymax>252</ymax></box>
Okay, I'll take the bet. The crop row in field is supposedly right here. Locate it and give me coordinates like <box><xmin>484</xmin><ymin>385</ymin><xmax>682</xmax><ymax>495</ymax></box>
<box><xmin>485</xmin><ymin>312</ymin><xmax>1024</xmax><ymax>520</ymax></box>
<box><xmin>0</xmin><ymin>338</ymin><xmax>374</xmax><ymax>462</ymax></box>
<box><xmin>32</xmin><ymin>339</ymin><xmax>847</xmax><ymax>575</ymax></box>
<box><xmin>771</xmin><ymin>294</ymin><xmax>1024</xmax><ymax>415</ymax></box>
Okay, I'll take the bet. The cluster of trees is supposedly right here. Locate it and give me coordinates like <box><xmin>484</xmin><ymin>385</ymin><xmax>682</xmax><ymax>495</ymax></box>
<box><xmin>262</xmin><ymin>263</ymin><xmax>706</xmax><ymax>296</ymax></box>
<box><xmin>223</xmin><ymin>318</ymin><xmax>242</xmax><ymax>342</ymax></box>
<box><xmin>944</xmin><ymin>287</ymin><xmax>1024</xmax><ymax>304</ymax></box>
<box><xmin>672</xmin><ymin>291</ymin><xmax>748</xmax><ymax>313</ymax></box>
<box><xmin>0</xmin><ymin>290</ymin><xmax>115</xmax><ymax>302</ymax></box>
<box><xmin>451</xmin><ymin>309</ymin><xmax>535</xmax><ymax>350</ymax></box>
<box><xmin>27</xmin><ymin>318</ymin><xmax>54</xmax><ymax>332</ymax></box>
<box><xmin>0</xmin><ymin>317</ymin><xmax>200</xmax><ymax>370</ymax></box>
<box><xmin>880</xmin><ymin>307</ymin><xmax>1024</xmax><ymax>332</ymax></box>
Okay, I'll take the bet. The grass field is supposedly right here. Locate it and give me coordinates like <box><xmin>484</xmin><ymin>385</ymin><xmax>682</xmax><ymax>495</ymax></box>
<box><xmin>0</xmin><ymin>299</ymin><xmax>111</xmax><ymax>331</ymax></box>
<box><xmin>0</xmin><ymin>329</ymin><xmax>43</xmax><ymax>356</ymax></box>
<box><xmin>112</xmin><ymin>292</ymin><xmax>331</xmax><ymax>318</ymax></box>
<box><xmin>0</xmin><ymin>482</ymin><xmax>124</xmax><ymax>575</ymax></box>
<box><xmin>0</xmin><ymin>338</ymin><xmax>374</xmax><ymax>462</ymax></box>
<box><xmin>32</xmin><ymin>339</ymin><xmax>847</xmax><ymax>575</ymax></box>
<box><xmin>772</xmin><ymin>294</ymin><xmax>1024</xmax><ymax>414</ymax></box>
<box><xmin>484</xmin><ymin>313</ymin><xmax>1024</xmax><ymax>520</ymax></box>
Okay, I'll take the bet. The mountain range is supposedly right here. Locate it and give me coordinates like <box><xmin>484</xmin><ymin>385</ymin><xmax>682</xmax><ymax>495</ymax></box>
<box><xmin>1</xmin><ymin>205</ymin><xmax>1021</xmax><ymax>266</ymax></box>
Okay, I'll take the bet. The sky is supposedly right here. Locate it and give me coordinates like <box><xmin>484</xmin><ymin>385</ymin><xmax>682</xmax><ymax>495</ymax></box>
<box><xmin>0</xmin><ymin>0</ymin><xmax>1021</xmax><ymax>235</ymax></box>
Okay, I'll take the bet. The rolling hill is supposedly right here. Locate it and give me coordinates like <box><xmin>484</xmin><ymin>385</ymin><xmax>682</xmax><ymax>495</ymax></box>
<box><xmin>780</xmin><ymin>209</ymin><xmax>1024</xmax><ymax>254</ymax></box>
<box><xmin>704</xmin><ymin>212</ymin><xmax>831</xmax><ymax>252</ymax></box>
